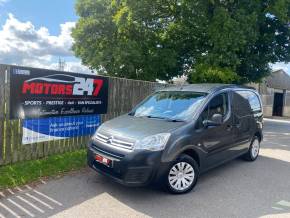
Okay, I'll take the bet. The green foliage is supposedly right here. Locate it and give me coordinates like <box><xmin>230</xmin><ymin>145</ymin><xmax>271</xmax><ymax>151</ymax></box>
<box><xmin>0</xmin><ymin>150</ymin><xmax>86</xmax><ymax>190</ymax></box>
<box><xmin>72</xmin><ymin>0</ymin><xmax>290</xmax><ymax>83</ymax></box>
<box><xmin>189</xmin><ymin>64</ymin><xmax>239</xmax><ymax>84</ymax></box>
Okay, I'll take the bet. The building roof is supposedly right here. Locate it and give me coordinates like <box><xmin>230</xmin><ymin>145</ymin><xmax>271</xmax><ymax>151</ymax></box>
<box><xmin>160</xmin><ymin>83</ymin><xmax>253</xmax><ymax>93</ymax></box>
<box><xmin>266</xmin><ymin>69</ymin><xmax>290</xmax><ymax>90</ymax></box>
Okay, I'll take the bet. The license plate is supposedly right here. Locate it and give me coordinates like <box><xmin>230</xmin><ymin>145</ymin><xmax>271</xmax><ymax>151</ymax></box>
<box><xmin>95</xmin><ymin>154</ymin><xmax>112</xmax><ymax>167</ymax></box>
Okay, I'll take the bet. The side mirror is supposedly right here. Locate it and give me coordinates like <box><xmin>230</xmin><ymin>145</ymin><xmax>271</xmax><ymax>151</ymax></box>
<box><xmin>203</xmin><ymin>114</ymin><xmax>223</xmax><ymax>127</ymax></box>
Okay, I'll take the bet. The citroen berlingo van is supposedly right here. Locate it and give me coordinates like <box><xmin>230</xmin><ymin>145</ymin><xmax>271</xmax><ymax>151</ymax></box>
<box><xmin>87</xmin><ymin>84</ymin><xmax>263</xmax><ymax>194</ymax></box>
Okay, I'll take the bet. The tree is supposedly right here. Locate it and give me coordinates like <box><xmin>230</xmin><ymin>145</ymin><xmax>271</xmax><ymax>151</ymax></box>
<box><xmin>189</xmin><ymin>64</ymin><xmax>239</xmax><ymax>84</ymax></box>
<box><xmin>72</xmin><ymin>0</ymin><xmax>290</xmax><ymax>83</ymax></box>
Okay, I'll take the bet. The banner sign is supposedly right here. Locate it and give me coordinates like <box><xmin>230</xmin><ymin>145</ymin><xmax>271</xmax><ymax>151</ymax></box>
<box><xmin>10</xmin><ymin>67</ymin><xmax>108</xmax><ymax>119</ymax></box>
<box><xmin>22</xmin><ymin>115</ymin><xmax>100</xmax><ymax>144</ymax></box>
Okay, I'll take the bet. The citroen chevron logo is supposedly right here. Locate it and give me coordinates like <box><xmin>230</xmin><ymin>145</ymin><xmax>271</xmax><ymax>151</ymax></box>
<box><xmin>107</xmin><ymin>136</ymin><xmax>114</xmax><ymax>144</ymax></box>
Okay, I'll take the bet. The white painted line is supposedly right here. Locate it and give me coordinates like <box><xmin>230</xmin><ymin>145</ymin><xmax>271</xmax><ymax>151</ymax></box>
<box><xmin>7</xmin><ymin>189</ymin><xmax>15</xmax><ymax>195</ymax></box>
<box><xmin>32</xmin><ymin>190</ymin><xmax>62</xmax><ymax>206</ymax></box>
<box><xmin>0</xmin><ymin>202</ymin><xmax>20</xmax><ymax>218</ymax></box>
<box><xmin>16</xmin><ymin>196</ymin><xmax>44</xmax><ymax>213</ymax></box>
<box><xmin>25</xmin><ymin>193</ymin><xmax>54</xmax><ymax>210</ymax></box>
<box><xmin>277</xmin><ymin>200</ymin><xmax>290</xmax><ymax>207</ymax></box>
<box><xmin>0</xmin><ymin>192</ymin><xmax>5</xmax><ymax>198</ymax></box>
<box><xmin>264</xmin><ymin>118</ymin><xmax>290</xmax><ymax>124</ymax></box>
<box><xmin>15</xmin><ymin>187</ymin><xmax>23</xmax><ymax>192</ymax></box>
<box><xmin>272</xmin><ymin>206</ymin><xmax>283</xmax><ymax>210</ymax></box>
<box><xmin>25</xmin><ymin>185</ymin><xmax>32</xmax><ymax>190</ymax></box>
<box><xmin>0</xmin><ymin>212</ymin><xmax>6</xmax><ymax>218</ymax></box>
<box><xmin>264</xmin><ymin>131</ymin><xmax>290</xmax><ymax>135</ymax></box>
<box><xmin>7</xmin><ymin>198</ymin><xmax>35</xmax><ymax>217</ymax></box>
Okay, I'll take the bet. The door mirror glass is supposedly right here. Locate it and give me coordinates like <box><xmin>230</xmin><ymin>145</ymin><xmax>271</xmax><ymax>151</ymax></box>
<box><xmin>211</xmin><ymin>113</ymin><xmax>223</xmax><ymax>124</ymax></box>
<box><xmin>203</xmin><ymin>113</ymin><xmax>223</xmax><ymax>127</ymax></box>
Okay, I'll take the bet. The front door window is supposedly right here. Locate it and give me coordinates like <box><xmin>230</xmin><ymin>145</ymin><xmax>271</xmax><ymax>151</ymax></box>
<box><xmin>196</xmin><ymin>93</ymin><xmax>229</xmax><ymax>129</ymax></box>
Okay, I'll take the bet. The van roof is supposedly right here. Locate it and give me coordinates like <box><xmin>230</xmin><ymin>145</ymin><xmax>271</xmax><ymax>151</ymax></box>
<box><xmin>159</xmin><ymin>83</ymin><xmax>256</xmax><ymax>93</ymax></box>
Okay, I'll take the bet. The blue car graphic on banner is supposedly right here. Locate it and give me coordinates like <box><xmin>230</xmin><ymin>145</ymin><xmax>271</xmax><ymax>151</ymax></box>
<box><xmin>22</xmin><ymin>115</ymin><xmax>101</xmax><ymax>144</ymax></box>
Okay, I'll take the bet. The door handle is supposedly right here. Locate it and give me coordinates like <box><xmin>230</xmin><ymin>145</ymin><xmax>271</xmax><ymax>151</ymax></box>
<box><xmin>226</xmin><ymin>125</ymin><xmax>233</xmax><ymax>131</ymax></box>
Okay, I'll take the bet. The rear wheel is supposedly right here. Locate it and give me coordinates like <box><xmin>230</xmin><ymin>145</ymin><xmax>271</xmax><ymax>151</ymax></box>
<box><xmin>165</xmin><ymin>154</ymin><xmax>199</xmax><ymax>194</ymax></box>
<box><xmin>243</xmin><ymin>136</ymin><xmax>260</xmax><ymax>161</ymax></box>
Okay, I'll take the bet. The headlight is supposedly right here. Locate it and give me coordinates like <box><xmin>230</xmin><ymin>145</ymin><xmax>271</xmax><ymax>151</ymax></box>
<box><xmin>134</xmin><ymin>133</ymin><xmax>171</xmax><ymax>151</ymax></box>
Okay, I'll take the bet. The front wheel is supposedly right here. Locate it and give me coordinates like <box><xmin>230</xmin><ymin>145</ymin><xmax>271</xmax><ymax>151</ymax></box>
<box><xmin>243</xmin><ymin>136</ymin><xmax>260</xmax><ymax>161</ymax></box>
<box><xmin>165</xmin><ymin>154</ymin><xmax>199</xmax><ymax>194</ymax></box>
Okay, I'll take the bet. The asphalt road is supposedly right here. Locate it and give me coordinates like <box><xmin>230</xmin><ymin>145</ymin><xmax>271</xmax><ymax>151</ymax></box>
<box><xmin>0</xmin><ymin>119</ymin><xmax>290</xmax><ymax>218</ymax></box>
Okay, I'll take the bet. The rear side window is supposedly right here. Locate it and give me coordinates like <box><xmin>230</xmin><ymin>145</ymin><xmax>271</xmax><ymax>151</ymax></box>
<box><xmin>235</xmin><ymin>91</ymin><xmax>261</xmax><ymax>112</ymax></box>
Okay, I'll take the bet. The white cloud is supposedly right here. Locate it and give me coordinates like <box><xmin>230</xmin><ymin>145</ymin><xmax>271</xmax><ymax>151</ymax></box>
<box><xmin>0</xmin><ymin>0</ymin><xmax>9</xmax><ymax>5</ymax></box>
<box><xmin>0</xmin><ymin>13</ymin><xmax>91</xmax><ymax>73</ymax></box>
<box><xmin>28</xmin><ymin>61</ymin><xmax>93</xmax><ymax>75</ymax></box>
<box><xmin>271</xmin><ymin>62</ymin><xmax>290</xmax><ymax>75</ymax></box>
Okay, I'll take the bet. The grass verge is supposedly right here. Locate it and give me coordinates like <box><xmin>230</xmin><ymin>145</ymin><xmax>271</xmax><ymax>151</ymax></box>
<box><xmin>0</xmin><ymin>149</ymin><xmax>87</xmax><ymax>190</ymax></box>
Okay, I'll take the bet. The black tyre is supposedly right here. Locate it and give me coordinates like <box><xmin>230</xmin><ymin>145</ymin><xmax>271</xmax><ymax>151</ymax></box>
<box><xmin>165</xmin><ymin>154</ymin><xmax>199</xmax><ymax>194</ymax></box>
<box><xmin>243</xmin><ymin>136</ymin><xmax>260</xmax><ymax>161</ymax></box>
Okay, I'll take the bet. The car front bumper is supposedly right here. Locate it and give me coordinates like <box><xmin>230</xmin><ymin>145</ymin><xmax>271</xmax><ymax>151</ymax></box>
<box><xmin>87</xmin><ymin>140</ymin><xmax>170</xmax><ymax>187</ymax></box>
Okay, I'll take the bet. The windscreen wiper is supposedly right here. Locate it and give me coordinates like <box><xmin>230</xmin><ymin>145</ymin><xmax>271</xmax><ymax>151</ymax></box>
<box><xmin>135</xmin><ymin>115</ymin><xmax>166</xmax><ymax>119</ymax></box>
<box><xmin>137</xmin><ymin>115</ymin><xmax>184</xmax><ymax>122</ymax></box>
<box><xmin>143</xmin><ymin>115</ymin><xmax>166</xmax><ymax>119</ymax></box>
<box><xmin>164</xmin><ymin>118</ymin><xmax>185</xmax><ymax>122</ymax></box>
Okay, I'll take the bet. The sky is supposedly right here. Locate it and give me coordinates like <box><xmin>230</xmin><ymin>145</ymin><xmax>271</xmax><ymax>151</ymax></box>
<box><xmin>0</xmin><ymin>0</ymin><xmax>91</xmax><ymax>73</ymax></box>
<box><xmin>0</xmin><ymin>0</ymin><xmax>289</xmax><ymax>75</ymax></box>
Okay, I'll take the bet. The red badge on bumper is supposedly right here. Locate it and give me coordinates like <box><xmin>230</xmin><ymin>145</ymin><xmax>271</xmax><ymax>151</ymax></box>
<box><xmin>95</xmin><ymin>154</ymin><xmax>112</xmax><ymax>167</ymax></box>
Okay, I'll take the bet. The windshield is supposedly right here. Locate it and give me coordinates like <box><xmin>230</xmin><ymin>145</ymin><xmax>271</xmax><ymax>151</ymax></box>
<box><xmin>131</xmin><ymin>91</ymin><xmax>207</xmax><ymax>121</ymax></box>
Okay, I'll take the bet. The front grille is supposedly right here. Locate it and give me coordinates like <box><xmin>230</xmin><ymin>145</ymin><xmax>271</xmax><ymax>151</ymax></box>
<box><xmin>91</xmin><ymin>144</ymin><xmax>125</xmax><ymax>160</ymax></box>
<box><xmin>95</xmin><ymin>132</ymin><xmax>134</xmax><ymax>151</ymax></box>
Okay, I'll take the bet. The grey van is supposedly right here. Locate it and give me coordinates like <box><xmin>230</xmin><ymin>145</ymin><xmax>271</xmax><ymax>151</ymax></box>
<box><xmin>87</xmin><ymin>84</ymin><xmax>263</xmax><ymax>194</ymax></box>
